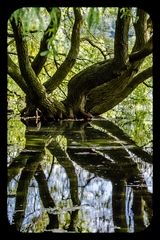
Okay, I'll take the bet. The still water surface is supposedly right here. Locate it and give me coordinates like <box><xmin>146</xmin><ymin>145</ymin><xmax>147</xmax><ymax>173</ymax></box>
<box><xmin>7</xmin><ymin>119</ymin><xmax>152</xmax><ymax>233</ymax></box>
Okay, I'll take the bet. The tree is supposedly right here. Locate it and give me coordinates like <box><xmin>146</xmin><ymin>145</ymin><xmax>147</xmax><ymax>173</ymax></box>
<box><xmin>7</xmin><ymin>7</ymin><xmax>153</xmax><ymax>124</ymax></box>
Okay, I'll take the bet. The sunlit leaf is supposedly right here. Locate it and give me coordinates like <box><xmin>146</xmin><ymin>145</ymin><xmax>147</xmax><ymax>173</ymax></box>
<box><xmin>40</xmin><ymin>50</ymin><xmax>49</xmax><ymax>56</ymax></box>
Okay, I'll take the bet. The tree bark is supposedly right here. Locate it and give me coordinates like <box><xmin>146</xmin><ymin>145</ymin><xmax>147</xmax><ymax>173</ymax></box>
<box><xmin>8</xmin><ymin>8</ymin><xmax>152</xmax><ymax>123</ymax></box>
<box><xmin>86</xmin><ymin>66</ymin><xmax>152</xmax><ymax>115</ymax></box>
<box><xmin>32</xmin><ymin>8</ymin><xmax>61</xmax><ymax>76</ymax></box>
<box><xmin>10</xmin><ymin>16</ymin><xmax>65</xmax><ymax>119</ymax></box>
<box><xmin>132</xmin><ymin>9</ymin><xmax>148</xmax><ymax>52</ymax></box>
<box><xmin>62</xmin><ymin>8</ymin><xmax>151</xmax><ymax>119</ymax></box>
<box><xmin>8</xmin><ymin>56</ymin><xmax>29</xmax><ymax>95</ymax></box>
<box><xmin>129</xmin><ymin>36</ymin><xmax>152</xmax><ymax>62</ymax></box>
<box><xmin>44</xmin><ymin>8</ymin><xmax>83</xmax><ymax>93</ymax></box>
<box><xmin>114</xmin><ymin>8</ymin><xmax>131</xmax><ymax>65</ymax></box>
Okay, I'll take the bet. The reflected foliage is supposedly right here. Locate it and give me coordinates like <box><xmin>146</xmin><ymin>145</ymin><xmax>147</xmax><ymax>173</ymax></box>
<box><xmin>7</xmin><ymin>119</ymin><xmax>152</xmax><ymax>233</ymax></box>
<box><xmin>103</xmin><ymin>76</ymin><xmax>152</xmax><ymax>149</ymax></box>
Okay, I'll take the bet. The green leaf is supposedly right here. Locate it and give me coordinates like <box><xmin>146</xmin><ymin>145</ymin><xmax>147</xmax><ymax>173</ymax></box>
<box><xmin>40</xmin><ymin>50</ymin><xmax>49</xmax><ymax>56</ymax></box>
<box><xmin>120</xmin><ymin>8</ymin><xmax>131</xmax><ymax>19</ymax></box>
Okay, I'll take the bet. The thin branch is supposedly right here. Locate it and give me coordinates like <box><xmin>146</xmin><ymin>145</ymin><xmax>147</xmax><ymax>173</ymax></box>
<box><xmin>53</xmin><ymin>56</ymin><xmax>59</xmax><ymax>69</ymax></box>
<box><xmin>7</xmin><ymin>88</ymin><xmax>24</xmax><ymax>98</ymax></box>
<box><xmin>8</xmin><ymin>51</ymin><xmax>34</xmax><ymax>59</ymax></box>
<box><xmin>8</xmin><ymin>30</ymin><xmax>40</xmax><ymax>38</ymax></box>
<box><xmin>81</xmin><ymin>37</ymin><xmax>106</xmax><ymax>59</ymax></box>
<box><xmin>44</xmin><ymin>8</ymin><xmax>83</xmax><ymax>93</ymax></box>
<box><xmin>7</xmin><ymin>33</ymin><xmax>14</xmax><ymax>37</ymax></box>
<box><xmin>132</xmin><ymin>9</ymin><xmax>148</xmax><ymax>52</ymax></box>
<box><xmin>57</xmin><ymin>51</ymin><xmax>95</xmax><ymax>63</ymax></box>
<box><xmin>7</xmin><ymin>51</ymin><xmax>18</xmax><ymax>56</ymax></box>
<box><xmin>7</xmin><ymin>39</ymin><xmax>15</xmax><ymax>46</ymax></box>
<box><xmin>143</xmin><ymin>82</ymin><xmax>153</xmax><ymax>88</ymax></box>
<box><xmin>31</xmin><ymin>8</ymin><xmax>61</xmax><ymax>76</ymax></box>
<box><xmin>114</xmin><ymin>8</ymin><xmax>131</xmax><ymax>65</ymax></box>
<box><xmin>44</xmin><ymin>65</ymin><xmax>52</xmax><ymax>78</ymax></box>
<box><xmin>141</xmin><ymin>140</ymin><xmax>153</xmax><ymax>148</ymax></box>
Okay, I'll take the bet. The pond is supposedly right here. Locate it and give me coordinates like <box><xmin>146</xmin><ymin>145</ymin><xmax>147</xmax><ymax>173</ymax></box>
<box><xmin>7</xmin><ymin>118</ymin><xmax>153</xmax><ymax>233</ymax></box>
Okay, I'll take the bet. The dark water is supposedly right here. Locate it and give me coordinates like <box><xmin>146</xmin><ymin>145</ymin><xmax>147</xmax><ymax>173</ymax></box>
<box><xmin>7</xmin><ymin>119</ymin><xmax>152</xmax><ymax>233</ymax></box>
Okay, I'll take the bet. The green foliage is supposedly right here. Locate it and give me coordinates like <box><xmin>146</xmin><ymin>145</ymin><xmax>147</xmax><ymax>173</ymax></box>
<box><xmin>120</xmin><ymin>8</ymin><xmax>139</xmax><ymax>24</ymax></box>
<box><xmin>87</xmin><ymin>8</ymin><xmax>100</xmax><ymax>30</ymax></box>
<box><xmin>120</xmin><ymin>8</ymin><xmax>132</xmax><ymax>19</ymax></box>
<box><xmin>11</xmin><ymin>8</ymin><xmax>48</xmax><ymax>33</ymax></box>
<box><xmin>49</xmin><ymin>8</ymin><xmax>59</xmax><ymax>30</ymax></box>
<box><xmin>22</xmin><ymin>212</ymin><xmax>49</xmax><ymax>233</ymax></box>
<box><xmin>103</xmin><ymin>80</ymin><xmax>152</xmax><ymax>148</ymax></box>
<box><xmin>8</xmin><ymin>119</ymin><xmax>26</xmax><ymax>146</ymax></box>
<box><xmin>46</xmin><ymin>8</ymin><xmax>61</xmax><ymax>50</ymax></box>
<box><xmin>8</xmin><ymin>77</ymin><xmax>26</xmax><ymax>114</ymax></box>
<box><xmin>8</xmin><ymin>7</ymin><xmax>152</xmax><ymax>149</ymax></box>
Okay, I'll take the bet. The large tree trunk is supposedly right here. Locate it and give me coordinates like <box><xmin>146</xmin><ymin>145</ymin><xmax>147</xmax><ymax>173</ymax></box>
<box><xmin>64</xmin><ymin>54</ymin><xmax>152</xmax><ymax>118</ymax></box>
<box><xmin>8</xmin><ymin>8</ymin><xmax>152</xmax><ymax>125</ymax></box>
<box><xmin>62</xmin><ymin>8</ymin><xmax>152</xmax><ymax>119</ymax></box>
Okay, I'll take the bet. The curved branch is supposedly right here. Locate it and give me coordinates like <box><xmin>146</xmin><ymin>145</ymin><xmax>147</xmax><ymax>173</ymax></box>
<box><xmin>129</xmin><ymin>36</ymin><xmax>152</xmax><ymax>62</ymax></box>
<box><xmin>81</xmin><ymin>37</ymin><xmax>106</xmax><ymax>59</ymax></box>
<box><xmin>10</xmin><ymin>17</ymin><xmax>44</xmax><ymax>94</ymax></box>
<box><xmin>143</xmin><ymin>82</ymin><xmax>152</xmax><ymax>88</ymax></box>
<box><xmin>10</xmin><ymin>16</ymin><xmax>65</xmax><ymax>114</ymax></box>
<box><xmin>31</xmin><ymin>8</ymin><xmax>61</xmax><ymax>76</ymax></box>
<box><xmin>132</xmin><ymin>9</ymin><xmax>148</xmax><ymax>52</ymax></box>
<box><xmin>8</xmin><ymin>56</ymin><xmax>29</xmax><ymax>95</ymax></box>
<box><xmin>128</xmin><ymin>67</ymin><xmax>152</xmax><ymax>88</ymax></box>
<box><xmin>114</xmin><ymin>8</ymin><xmax>131</xmax><ymax>65</ymax></box>
<box><xmin>44</xmin><ymin>8</ymin><xmax>83</xmax><ymax>93</ymax></box>
<box><xmin>86</xmin><ymin>67</ymin><xmax>152</xmax><ymax>115</ymax></box>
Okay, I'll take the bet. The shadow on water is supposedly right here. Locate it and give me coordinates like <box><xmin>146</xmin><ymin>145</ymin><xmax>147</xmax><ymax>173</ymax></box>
<box><xmin>7</xmin><ymin>118</ymin><xmax>152</xmax><ymax>233</ymax></box>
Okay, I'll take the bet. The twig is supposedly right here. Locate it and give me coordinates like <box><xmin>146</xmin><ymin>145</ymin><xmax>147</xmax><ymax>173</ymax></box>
<box><xmin>143</xmin><ymin>82</ymin><xmax>153</xmax><ymax>88</ymax></box>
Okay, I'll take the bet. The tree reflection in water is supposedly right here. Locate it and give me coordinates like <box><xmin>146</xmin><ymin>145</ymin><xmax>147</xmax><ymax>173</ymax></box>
<box><xmin>7</xmin><ymin>119</ymin><xmax>152</xmax><ymax>233</ymax></box>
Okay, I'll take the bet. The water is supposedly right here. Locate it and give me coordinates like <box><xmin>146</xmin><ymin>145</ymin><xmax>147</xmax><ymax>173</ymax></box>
<box><xmin>7</xmin><ymin>119</ymin><xmax>152</xmax><ymax>233</ymax></box>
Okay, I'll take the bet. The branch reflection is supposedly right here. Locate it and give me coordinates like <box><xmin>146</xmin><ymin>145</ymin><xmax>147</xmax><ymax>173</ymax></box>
<box><xmin>7</xmin><ymin>119</ymin><xmax>152</xmax><ymax>233</ymax></box>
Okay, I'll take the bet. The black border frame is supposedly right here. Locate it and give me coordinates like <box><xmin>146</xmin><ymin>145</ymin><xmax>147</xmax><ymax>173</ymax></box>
<box><xmin>1</xmin><ymin>1</ymin><xmax>159</xmax><ymax>239</ymax></box>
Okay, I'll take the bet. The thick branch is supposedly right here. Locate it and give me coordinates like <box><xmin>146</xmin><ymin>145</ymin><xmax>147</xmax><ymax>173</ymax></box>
<box><xmin>129</xmin><ymin>36</ymin><xmax>152</xmax><ymax>62</ymax></box>
<box><xmin>86</xmin><ymin>67</ymin><xmax>152</xmax><ymax>115</ymax></box>
<box><xmin>10</xmin><ymin>16</ymin><xmax>65</xmax><ymax>114</ymax></box>
<box><xmin>31</xmin><ymin>8</ymin><xmax>61</xmax><ymax>76</ymax></box>
<box><xmin>132</xmin><ymin>9</ymin><xmax>148</xmax><ymax>52</ymax></box>
<box><xmin>8</xmin><ymin>56</ymin><xmax>29</xmax><ymax>94</ymax></box>
<box><xmin>44</xmin><ymin>8</ymin><xmax>83</xmax><ymax>93</ymax></box>
<box><xmin>128</xmin><ymin>67</ymin><xmax>152</xmax><ymax>88</ymax></box>
<box><xmin>35</xmin><ymin>165</ymin><xmax>56</xmax><ymax>208</ymax></box>
<box><xmin>10</xmin><ymin>17</ymin><xmax>44</xmax><ymax>93</ymax></box>
<box><xmin>114</xmin><ymin>8</ymin><xmax>131</xmax><ymax>65</ymax></box>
